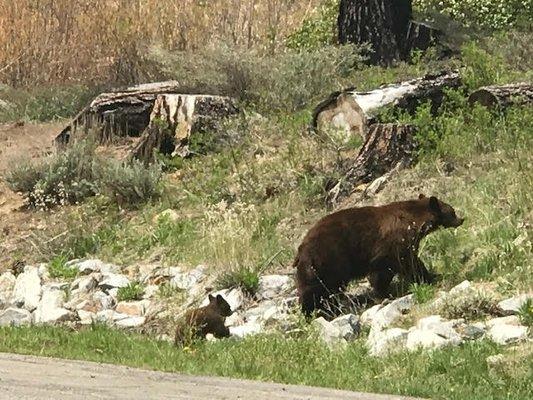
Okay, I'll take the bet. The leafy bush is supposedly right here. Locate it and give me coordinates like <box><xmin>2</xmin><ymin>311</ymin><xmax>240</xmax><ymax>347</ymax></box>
<box><xmin>150</xmin><ymin>43</ymin><xmax>365</xmax><ymax>112</ymax></box>
<box><xmin>410</xmin><ymin>283</ymin><xmax>435</xmax><ymax>304</ymax></box>
<box><xmin>438</xmin><ymin>289</ymin><xmax>497</xmax><ymax>320</ymax></box>
<box><xmin>6</xmin><ymin>141</ymin><xmax>162</xmax><ymax>209</ymax></box>
<box><xmin>518</xmin><ymin>299</ymin><xmax>533</xmax><ymax>327</ymax></box>
<box><xmin>286</xmin><ymin>0</ymin><xmax>339</xmax><ymax>50</ymax></box>
<box><xmin>117</xmin><ymin>281</ymin><xmax>145</xmax><ymax>302</ymax></box>
<box><xmin>216</xmin><ymin>265</ymin><xmax>260</xmax><ymax>296</ymax></box>
<box><xmin>414</xmin><ymin>0</ymin><xmax>533</xmax><ymax>30</ymax></box>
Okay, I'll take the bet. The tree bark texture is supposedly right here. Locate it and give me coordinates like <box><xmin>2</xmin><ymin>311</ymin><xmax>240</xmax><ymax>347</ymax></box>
<box><xmin>468</xmin><ymin>83</ymin><xmax>533</xmax><ymax>110</ymax></box>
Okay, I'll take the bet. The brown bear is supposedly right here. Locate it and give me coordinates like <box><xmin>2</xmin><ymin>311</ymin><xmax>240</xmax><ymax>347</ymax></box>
<box><xmin>294</xmin><ymin>194</ymin><xmax>464</xmax><ymax>316</ymax></box>
<box><xmin>174</xmin><ymin>294</ymin><xmax>233</xmax><ymax>345</ymax></box>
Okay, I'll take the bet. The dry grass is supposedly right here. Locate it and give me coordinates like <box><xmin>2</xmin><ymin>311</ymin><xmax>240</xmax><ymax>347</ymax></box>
<box><xmin>0</xmin><ymin>0</ymin><xmax>321</xmax><ymax>87</ymax></box>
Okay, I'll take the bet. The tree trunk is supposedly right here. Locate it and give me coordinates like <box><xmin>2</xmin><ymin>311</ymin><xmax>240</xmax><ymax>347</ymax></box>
<box><xmin>130</xmin><ymin>94</ymin><xmax>239</xmax><ymax>163</ymax></box>
<box><xmin>469</xmin><ymin>83</ymin><xmax>533</xmax><ymax>109</ymax></box>
<box><xmin>312</xmin><ymin>71</ymin><xmax>460</xmax><ymax>139</ymax></box>
<box><xmin>328</xmin><ymin>123</ymin><xmax>417</xmax><ymax>206</ymax></box>
<box><xmin>338</xmin><ymin>0</ymin><xmax>413</xmax><ymax>65</ymax></box>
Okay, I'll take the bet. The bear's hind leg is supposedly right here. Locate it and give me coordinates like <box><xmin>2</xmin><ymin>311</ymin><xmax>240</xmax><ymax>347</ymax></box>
<box><xmin>368</xmin><ymin>269</ymin><xmax>395</xmax><ymax>299</ymax></box>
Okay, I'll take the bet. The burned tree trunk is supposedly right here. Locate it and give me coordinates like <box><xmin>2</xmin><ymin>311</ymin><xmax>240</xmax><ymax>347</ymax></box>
<box><xmin>469</xmin><ymin>83</ymin><xmax>533</xmax><ymax>110</ymax></box>
<box><xmin>328</xmin><ymin>123</ymin><xmax>417</xmax><ymax>206</ymax></box>
<box><xmin>338</xmin><ymin>0</ymin><xmax>412</xmax><ymax>65</ymax></box>
<box><xmin>130</xmin><ymin>94</ymin><xmax>239</xmax><ymax>163</ymax></box>
<box><xmin>313</xmin><ymin>71</ymin><xmax>460</xmax><ymax>139</ymax></box>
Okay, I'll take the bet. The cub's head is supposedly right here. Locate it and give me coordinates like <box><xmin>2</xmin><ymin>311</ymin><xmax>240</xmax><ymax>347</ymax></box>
<box><xmin>208</xmin><ymin>294</ymin><xmax>233</xmax><ymax>317</ymax></box>
<box><xmin>419</xmin><ymin>194</ymin><xmax>464</xmax><ymax>228</ymax></box>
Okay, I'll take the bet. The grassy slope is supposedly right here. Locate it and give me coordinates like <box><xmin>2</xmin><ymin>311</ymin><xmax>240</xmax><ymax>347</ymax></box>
<box><xmin>1</xmin><ymin>325</ymin><xmax>531</xmax><ymax>400</ymax></box>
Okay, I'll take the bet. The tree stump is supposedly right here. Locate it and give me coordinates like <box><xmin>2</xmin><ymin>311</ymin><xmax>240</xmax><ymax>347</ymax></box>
<box><xmin>469</xmin><ymin>83</ymin><xmax>533</xmax><ymax>110</ymax></box>
<box><xmin>328</xmin><ymin>123</ymin><xmax>417</xmax><ymax>206</ymax></box>
<box><xmin>312</xmin><ymin>71</ymin><xmax>460</xmax><ymax>139</ymax></box>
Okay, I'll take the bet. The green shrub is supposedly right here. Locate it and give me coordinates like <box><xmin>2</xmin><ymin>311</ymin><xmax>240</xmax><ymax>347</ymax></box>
<box><xmin>117</xmin><ymin>281</ymin><xmax>145</xmax><ymax>302</ymax></box>
<box><xmin>518</xmin><ymin>299</ymin><xmax>533</xmax><ymax>327</ymax></box>
<box><xmin>48</xmin><ymin>254</ymin><xmax>78</xmax><ymax>280</ymax></box>
<box><xmin>438</xmin><ymin>289</ymin><xmax>497</xmax><ymax>320</ymax></box>
<box><xmin>414</xmin><ymin>0</ymin><xmax>533</xmax><ymax>30</ymax></box>
<box><xmin>410</xmin><ymin>283</ymin><xmax>435</xmax><ymax>304</ymax></box>
<box><xmin>216</xmin><ymin>266</ymin><xmax>260</xmax><ymax>296</ymax></box>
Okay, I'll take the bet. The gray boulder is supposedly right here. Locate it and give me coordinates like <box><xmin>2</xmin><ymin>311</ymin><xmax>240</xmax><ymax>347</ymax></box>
<box><xmin>257</xmin><ymin>275</ymin><xmax>292</xmax><ymax>300</ymax></box>
<box><xmin>0</xmin><ymin>307</ymin><xmax>32</xmax><ymax>326</ymax></box>
<box><xmin>34</xmin><ymin>285</ymin><xmax>74</xmax><ymax>324</ymax></box>
<box><xmin>367</xmin><ymin>327</ymin><xmax>408</xmax><ymax>356</ymax></box>
<box><xmin>11</xmin><ymin>266</ymin><xmax>42</xmax><ymax>311</ymax></box>
<box><xmin>330</xmin><ymin>314</ymin><xmax>360</xmax><ymax>341</ymax></box>
<box><xmin>498</xmin><ymin>294</ymin><xmax>531</xmax><ymax>314</ymax></box>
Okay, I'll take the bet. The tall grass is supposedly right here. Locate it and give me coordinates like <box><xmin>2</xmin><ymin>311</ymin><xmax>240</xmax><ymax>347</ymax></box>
<box><xmin>0</xmin><ymin>0</ymin><xmax>323</xmax><ymax>87</ymax></box>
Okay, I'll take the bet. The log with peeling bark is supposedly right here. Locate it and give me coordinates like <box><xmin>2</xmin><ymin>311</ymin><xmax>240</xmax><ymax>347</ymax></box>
<box><xmin>312</xmin><ymin>71</ymin><xmax>460</xmax><ymax>139</ymax></box>
<box><xmin>130</xmin><ymin>94</ymin><xmax>239</xmax><ymax>163</ymax></box>
<box><xmin>54</xmin><ymin>81</ymin><xmax>239</xmax><ymax>163</ymax></box>
<box><xmin>328</xmin><ymin>123</ymin><xmax>417</xmax><ymax>206</ymax></box>
<box><xmin>468</xmin><ymin>83</ymin><xmax>533</xmax><ymax>110</ymax></box>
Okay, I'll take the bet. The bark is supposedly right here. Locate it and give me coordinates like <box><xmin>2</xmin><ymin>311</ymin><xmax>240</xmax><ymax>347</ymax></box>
<box><xmin>468</xmin><ymin>83</ymin><xmax>533</xmax><ymax>109</ymax></box>
<box><xmin>328</xmin><ymin>123</ymin><xmax>417</xmax><ymax>206</ymax></box>
<box><xmin>312</xmin><ymin>71</ymin><xmax>460</xmax><ymax>139</ymax></box>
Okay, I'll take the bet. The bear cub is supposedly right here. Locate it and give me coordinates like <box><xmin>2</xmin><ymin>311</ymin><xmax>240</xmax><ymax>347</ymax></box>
<box><xmin>294</xmin><ymin>194</ymin><xmax>464</xmax><ymax>316</ymax></box>
<box><xmin>175</xmin><ymin>294</ymin><xmax>232</xmax><ymax>345</ymax></box>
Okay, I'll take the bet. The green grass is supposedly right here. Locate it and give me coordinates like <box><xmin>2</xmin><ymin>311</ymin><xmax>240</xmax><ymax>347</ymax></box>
<box><xmin>117</xmin><ymin>281</ymin><xmax>145</xmax><ymax>302</ymax></box>
<box><xmin>47</xmin><ymin>254</ymin><xmax>78</xmax><ymax>280</ymax></box>
<box><xmin>0</xmin><ymin>325</ymin><xmax>531</xmax><ymax>400</ymax></box>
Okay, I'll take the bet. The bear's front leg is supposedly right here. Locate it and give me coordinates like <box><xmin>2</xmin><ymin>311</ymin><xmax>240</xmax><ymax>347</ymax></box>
<box><xmin>410</xmin><ymin>257</ymin><xmax>439</xmax><ymax>284</ymax></box>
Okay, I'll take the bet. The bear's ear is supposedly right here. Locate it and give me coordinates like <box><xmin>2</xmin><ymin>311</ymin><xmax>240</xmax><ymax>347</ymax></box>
<box><xmin>208</xmin><ymin>294</ymin><xmax>215</xmax><ymax>303</ymax></box>
<box><xmin>418</xmin><ymin>194</ymin><xmax>426</xmax><ymax>200</ymax></box>
<box><xmin>429</xmin><ymin>196</ymin><xmax>441</xmax><ymax>213</ymax></box>
<box><xmin>216</xmin><ymin>294</ymin><xmax>225</xmax><ymax>303</ymax></box>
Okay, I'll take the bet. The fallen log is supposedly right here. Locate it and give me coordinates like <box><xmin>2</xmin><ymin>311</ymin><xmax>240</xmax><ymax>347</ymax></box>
<box><xmin>328</xmin><ymin>123</ymin><xmax>417</xmax><ymax>206</ymax></box>
<box><xmin>312</xmin><ymin>71</ymin><xmax>460</xmax><ymax>139</ymax></box>
<box><xmin>131</xmin><ymin>94</ymin><xmax>239</xmax><ymax>163</ymax></box>
<box><xmin>468</xmin><ymin>83</ymin><xmax>533</xmax><ymax>109</ymax></box>
<box><xmin>54</xmin><ymin>81</ymin><xmax>239</xmax><ymax>163</ymax></box>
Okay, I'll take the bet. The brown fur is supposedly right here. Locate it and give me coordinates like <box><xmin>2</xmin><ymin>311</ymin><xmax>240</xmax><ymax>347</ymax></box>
<box><xmin>174</xmin><ymin>294</ymin><xmax>232</xmax><ymax>345</ymax></box>
<box><xmin>294</xmin><ymin>195</ymin><xmax>464</xmax><ymax>316</ymax></box>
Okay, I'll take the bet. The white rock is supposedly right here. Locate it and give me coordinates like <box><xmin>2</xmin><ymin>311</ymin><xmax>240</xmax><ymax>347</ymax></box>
<box><xmin>95</xmin><ymin>310</ymin><xmax>115</xmax><ymax>323</ymax></box>
<box><xmin>257</xmin><ymin>275</ymin><xmax>292</xmax><ymax>299</ymax></box>
<box><xmin>143</xmin><ymin>285</ymin><xmax>159</xmax><ymax>299</ymax></box>
<box><xmin>488</xmin><ymin>324</ymin><xmax>528</xmax><ymax>345</ymax></box>
<box><xmin>156</xmin><ymin>209</ymin><xmax>180</xmax><ymax>223</ymax></box>
<box><xmin>108</xmin><ymin>288</ymin><xmax>119</xmax><ymax>299</ymax></box>
<box><xmin>68</xmin><ymin>259</ymin><xmax>103</xmax><ymax>274</ymax></box>
<box><xmin>71</xmin><ymin>275</ymin><xmax>100</xmax><ymax>293</ymax></box>
<box><xmin>77</xmin><ymin>310</ymin><xmax>96</xmax><ymax>325</ymax></box>
<box><xmin>92</xmin><ymin>291</ymin><xmax>115</xmax><ymax>310</ymax></box>
<box><xmin>486</xmin><ymin>354</ymin><xmax>505</xmax><ymax>366</ymax></box>
<box><xmin>115</xmin><ymin>300</ymin><xmax>148</xmax><ymax>316</ymax></box>
<box><xmin>330</xmin><ymin>314</ymin><xmax>360</xmax><ymax>341</ymax></box>
<box><xmin>416</xmin><ymin>315</ymin><xmax>463</xmax><ymax>343</ymax></box>
<box><xmin>459</xmin><ymin>324</ymin><xmax>486</xmax><ymax>340</ymax></box>
<box><xmin>37</xmin><ymin>263</ymin><xmax>51</xmax><ymax>281</ymax></box>
<box><xmin>99</xmin><ymin>273</ymin><xmax>130</xmax><ymax>290</ymax></box>
<box><xmin>367</xmin><ymin>327</ymin><xmax>408</xmax><ymax>356</ymax></box>
<box><xmin>371</xmin><ymin>295</ymin><xmax>414</xmax><ymax>331</ymax></box>
<box><xmin>201</xmin><ymin>288</ymin><xmax>245</xmax><ymax>311</ymax></box>
<box><xmin>115</xmin><ymin>315</ymin><xmax>146</xmax><ymax>328</ymax></box>
<box><xmin>485</xmin><ymin>316</ymin><xmax>521</xmax><ymax>328</ymax></box>
<box><xmin>230</xmin><ymin>321</ymin><xmax>263</xmax><ymax>338</ymax></box>
<box><xmin>170</xmin><ymin>265</ymin><xmax>206</xmax><ymax>291</ymax></box>
<box><xmin>34</xmin><ymin>285</ymin><xmax>74</xmax><ymax>324</ymax></box>
<box><xmin>406</xmin><ymin>329</ymin><xmax>453</xmax><ymax>351</ymax></box>
<box><xmin>244</xmin><ymin>301</ymin><xmax>286</xmax><ymax>326</ymax></box>
<box><xmin>498</xmin><ymin>294</ymin><xmax>531</xmax><ymax>314</ymax></box>
<box><xmin>11</xmin><ymin>266</ymin><xmax>42</xmax><ymax>311</ymax></box>
<box><xmin>360</xmin><ymin>304</ymin><xmax>383</xmax><ymax>327</ymax></box>
<box><xmin>225</xmin><ymin>313</ymin><xmax>245</xmax><ymax>327</ymax></box>
<box><xmin>312</xmin><ymin>317</ymin><xmax>347</xmax><ymax>348</ymax></box>
<box><xmin>449</xmin><ymin>280</ymin><xmax>471</xmax><ymax>295</ymax></box>
<box><xmin>0</xmin><ymin>272</ymin><xmax>16</xmax><ymax>306</ymax></box>
<box><xmin>0</xmin><ymin>307</ymin><xmax>32</xmax><ymax>326</ymax></box>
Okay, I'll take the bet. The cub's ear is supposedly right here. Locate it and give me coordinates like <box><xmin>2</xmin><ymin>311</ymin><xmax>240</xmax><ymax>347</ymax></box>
<box><xmin>208</xmin><ymin>294</ymin><xmax>215</xmax><ymax>302</ymax></box>
<box><xmin>418</xmin><ymin>193</ymin><xmax>426</xmax><ymax>200</ymax></box>
<box><xmin>216</xmin><ymin>294</ymin><xmax>225</xmax><ymax>303</ymax></box>
<box><xmin>429</xmin><ymin>196</ymin><xmax>441</xmax><ymax>213</ymax></box>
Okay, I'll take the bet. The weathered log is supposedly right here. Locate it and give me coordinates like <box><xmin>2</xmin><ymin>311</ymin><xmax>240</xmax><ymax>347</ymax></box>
<box><xmin>55</xmin><ymin>81</ymin><xmax>184</xmax><ymax>146</ymax></box>
<box><xmin>469</xmin><ymin>83</ymin><xmax>533</xmax><ymax>109</ymax></box>
<box><xmin>338</xmin><ymin>0</ymin><xmax>413</xmax><ymax>65</ymax></box>
<box><xmin>312</xmin><ymin>71</ymin><xmax>460</xmax><ymax>139</ymax></box>
<box><xmin>328</xmin><ymin>123</ymin><xmax>417</xmax><ymax>206</ymax></box>
<box><xmin>130</xmin><ymin>94</ymin><xmax>239</xmax><ymax>163</ymax></box>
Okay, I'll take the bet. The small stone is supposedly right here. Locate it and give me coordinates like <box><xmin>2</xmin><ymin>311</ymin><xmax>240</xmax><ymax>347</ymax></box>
<box><xmin>115</xmin><ymin>315</ymin><xmax>146</xmax><ymax>328</ymax></box>
<box><xmin>99</xmin><ymin>273</ymin><xmax>130</xmax><ymax>291</ymax></box>
<box><xmin>485</xmin><ymin>316</ymin><xmax>521</xmax><ymax>328</ymax></box>
<box><xmin>201</xmin><ymin>288</ymin><xmax>245</xmax><ymax>311</ymax></box>
<box><xmin>68</xmin><ymin>259</ymin><xmax>103</xmax><ymax>274</ymax></box>
<box><xmin>371</xmin><ymin>295</ymin><xmax>415</xmax><ymax>331</ymax></box>
<box><xmin>312</xmin><ymin>317</ymin><xmax>347</xmax><ymax>348</ymax></box>
<box><xmin>459</xmin><ymin>324</ymin><xmax>486</xmax><ymax>340</ymax></box>
<box><xmin>142</xmin><ymin>285</ymin><xmax>159</xmax><ymax>299</ymax></box>
<box><xmin>71</xmin><ymin>275</ymin><xmax>100</xmax><ymax>293</ymax></box>
<box><xmin>115</xmin><ymin>301</ymin><xmax>148</xmax><ymax>316</ymax></box>
<box><xmin>257</xmin><ymin>275</ymin><xmax>292</xmax><ymax>300</ymax></box>
<box><xmin>406</xmin><ymin>328</ymin><xmax>454</xmax><ymax>351</ymax></box>
<box><xmin>77</xmin><ymin>310</ymin><xmax>96</xmax><ymax>325</ymax></box>
<box><xmin>487</xmin><ymin>324</ymin><xmax>528</xmax><ymax>345</ymax></box>
<box><xmin>95</xmin><ymin>310</ymin><xmax>115</xmax><ymax>323</ymax></box>
<box><xmin>0</xmin><ymin>272</ymin><xmax>16</xmax><ymax>306</ymax></box>
<box><xmin>330</xmin><ymin>314</ymin><xmax>360</xmax><ymax>341</ymax></box>
<box><xmin>498</xmin><ymin>294</ymin><xmax>532</xmax><ymax>314</ymax></box>
<box><xmin>0</xmin><ymin>307</ymin><xmax>32</xmax><ymax>326</ymax></box>
<box><xmin>230</xmin><ymin>321</ymin><xmax>262</xmax><ymax>338</ymax></box>
<box><xmin>367</xmin><ymin>327</ymin><xmax>408</xmax><ymax>356</ymax></box>
<box><xmin>92</xmin><ymin>291</ymin><xmax>115</xmax><ymax>310</ymax></box>
<box><xmin>11</xmin><ymin>266</ymin><xmax>42</xmax><ymax>311</ymax></box>
<box><xmin>170</xmin><ymin>265</ymin><xmax>206</xmax><ymax>291</ymax></box>
<box><xmin>360</xmin><ymin>304</ymin><xmax>383</xmax><ymax>327</ymax></box>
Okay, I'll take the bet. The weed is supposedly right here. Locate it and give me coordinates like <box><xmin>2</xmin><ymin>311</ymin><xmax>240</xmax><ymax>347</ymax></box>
<box><xmin>117</xmin><ymin>281</ymin><xmax>145</xmax><ymax>302</ymax></box>
<box><xmin>47</xmin><ymin>254</ymin><xmax>78</xmax><ymax>280</ymax></box>
<box><xmin>517</xmin><ymin>299</ymin><xmax>533</xmax><ymax>327</ymax></box>
<box><xmin>438</xmin><ymin>289</ymin><xmax>497</xmax><ymax>321</ymax></box>
<box><xmin>410</xmin><ymin>283</ymin><xmax>435</xmax><ymax>304</ymax></box>
<box><xmin>216</xmin><ymin>266</ymin><xmax>260</xmax><ymax>296</ymax></box>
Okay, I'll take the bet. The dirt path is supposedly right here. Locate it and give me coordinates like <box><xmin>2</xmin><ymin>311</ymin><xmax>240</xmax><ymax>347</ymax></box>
<box><xmin>0</xmin><ymin>352</ymin><xmax>422</xmax><ymax>400</ymax></box>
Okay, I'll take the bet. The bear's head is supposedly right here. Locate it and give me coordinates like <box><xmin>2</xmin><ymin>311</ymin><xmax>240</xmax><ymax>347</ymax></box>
<box><xmin>419</xmin><ymin>194</ymin><xmax>464</xmax><ymax>228</ymax></box>
<box><xmin>208</xmin><ymin>294</ymin><xmax>233</xmax><ymax>317</ymax></box>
